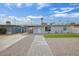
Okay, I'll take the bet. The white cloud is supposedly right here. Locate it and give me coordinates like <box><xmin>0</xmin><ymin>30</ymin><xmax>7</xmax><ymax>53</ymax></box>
<box><xmin>5</xmin><ymin>3</ymin><xmax>22</xmax><ymax>8</ymax></box>
<box><xmin>25</xmin><ymin>3</ymin><xmax>34</xmax><ymax>7</ymax></box>
<box><xmin>53</xmin><ymin>13</ymin><xmax>68</xmax><ymax>17</ymax></box>
<box><xmin>16</xmin><ymin>3</ymin><xmax>22</xmax><ymax>8</ymax></box>
<box><xmin>54</xmin><ymin>11</ymin><xmax>61</xmax><ymax>13</ymax></box>
<box><xmin>50</xmin><ymin>12</ymin><xmax>79</xmax><ymax>18</ymax></box>
<box><xmin>0</xmin><ymin>14</ymin><xmax>6</xmax><ymax>16</ymax></box>
<box><xmin>4</xmin><ymin>3</ymin><xmax>13</xmax><ymax>10</ymax></box>
<box><xmin>27</xmin><ymin>15</ymin><xmax>43</xmax><ymax>18</ymax></box>
<box><xmin>60</xmin><ymin>7</ymin><xmax>74</xmax><ymax>13</ymax></box>
<box><xmin>37</xmin><ymin>3</ymin><xmax>50</xmax><ymax>10</ymax></box>
<box><xmin>5</xmin><ymin>3</ymin><xmax>34</xmax><ymax>8</ymax></box>
<box><xmin>71</xmin><ymin>13</ymin><xmax>79</xmax><ymax>17</ymax></box>
<box><xmin>53</xmin><ymin>7</ymin><xmax>74</xmax><ymax>13</ymax></box>
<box><xmin>5</xmin><ymin>3</ymin><xmax>10</xmax><ymax>6</ymax></box>
<box><xmin>26</xmin><ymin>18</ymin><xmax>31</xmax><ymax>21</ymax></box>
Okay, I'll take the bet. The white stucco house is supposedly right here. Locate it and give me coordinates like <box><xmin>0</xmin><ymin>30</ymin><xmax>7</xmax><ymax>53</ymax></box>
<box><xmin>27</xmin><ymin>24</ymin><xmax>79</xmax><ymax>34</ymax></box>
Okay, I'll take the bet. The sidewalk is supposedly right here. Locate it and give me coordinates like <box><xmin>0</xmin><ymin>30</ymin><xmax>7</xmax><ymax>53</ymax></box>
<box><xmin>27</xmin><ymin>35</ymin><xmax>53</xmax><ymax>56</ymax></box>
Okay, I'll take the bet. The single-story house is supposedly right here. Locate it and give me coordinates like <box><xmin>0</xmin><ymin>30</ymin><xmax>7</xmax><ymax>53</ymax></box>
<box><xmin>1</xmin><ymin>24</ymin><xmax>79</xmax><ymax>34</ymax></box>
<box><xmin>26</xmin><ymin>24</ymin><xmax>79</xmax><ymax>34</ymax></box>
<box><xmin>0</xmin><ymin>25</ymin><xmax>27</xmax><ymax>34</ymax></box>
<box><xmin>70</xmin><ymin>24</ymin><xmax>79</xmax><ymax>33</ymax></box>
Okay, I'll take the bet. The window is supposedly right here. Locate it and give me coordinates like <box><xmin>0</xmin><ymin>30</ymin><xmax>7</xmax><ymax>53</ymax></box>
<box><xmin>63</xmin><ymin>27</ymin><xmax>67</xmax><ymax>31</ymax></box>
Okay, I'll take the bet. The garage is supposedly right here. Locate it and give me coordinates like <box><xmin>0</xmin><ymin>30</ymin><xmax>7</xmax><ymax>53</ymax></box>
<box><xmin>33</xmin><ymin>26</ymin><xmax>45</xmax><ymax>34</ymax></box>
<box><xmin>0</xmin><ymin>28</ymin><xmax>6</xmax><ymax>34</ymax></box>
<box><xmin>33</xmin><ymin>27</ymin><xmax>42</xmax><ymax>34</ymax></box>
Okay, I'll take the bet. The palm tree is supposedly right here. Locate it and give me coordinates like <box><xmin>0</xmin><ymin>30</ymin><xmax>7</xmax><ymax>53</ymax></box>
<box><xmin>41</xmin><ymin>17</ymin><xmax>43</xmax><ymax>25</ymax></box>
<box><xmin>40</xmin><ymin>17</ymin><xmax>44</xmax><ymax>34</ymax></box>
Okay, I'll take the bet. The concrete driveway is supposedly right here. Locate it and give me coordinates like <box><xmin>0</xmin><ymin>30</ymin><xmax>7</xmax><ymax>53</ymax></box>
<box><xmin>0</xmin><ymin>34</ymin><xmax>27</xmax><ymax>52</ymax></box>
<box><xmin>0</xmin><ymin>34</ymin><xmax>34</xmax><ymax>56</ymax></box>
<box><xmin>0</xmin><ymin>34</ymin><xmax>53</xmax><ymax>56</ymax></box>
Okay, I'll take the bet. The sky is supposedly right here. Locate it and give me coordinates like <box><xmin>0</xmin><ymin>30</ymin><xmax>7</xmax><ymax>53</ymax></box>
<box><xmin>0</xmin><ymin>3</ymin><xmax>79</xmax><ymax>25</ymax></box>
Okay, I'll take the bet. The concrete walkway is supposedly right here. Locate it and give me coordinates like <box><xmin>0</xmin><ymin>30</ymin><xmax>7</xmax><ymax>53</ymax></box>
<box><xmin>27</xmin><ymin>35</ymin><xmax>53</xmax><ymax>56</ymax></box>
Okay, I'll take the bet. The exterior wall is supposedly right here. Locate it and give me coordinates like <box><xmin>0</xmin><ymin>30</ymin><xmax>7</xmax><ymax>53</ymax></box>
<box><xmin>71</xmin><ymin>27</ymin><xmax>79</xmax><ymax>33</ymax></box>
<box><xmin>22</xmin><ymin>27</ymin><xmax>27</xmax><ymax>33</ymax></box>
<box><xmin>33</xmin><ymin>27</ymin><xmax>45</xmax><ymax>34</ymax></box>
<box><xmin>0</xmin><ymin>25</ymin><xmax>27</xmax><ymax>34</ymax></box>
<box><xmin>50</xmin><ymin>26</ymin><xmax>63</xmax><ymax>33</ymax></box>
<box><xmin>65</xmin><ymin>27</ymin><xmax>72</xmax><ymax>33</ymax></box>
<box><xmin>33</xmin><ymin>27</ymin><xmax>42</xmax><ymax>34</ymax></box>
<box><xmin>47</xmin><ymin>26</ymin><xmax>72</xmax><ymax>34</ymax></box>
<box><xmin>15</xmin><ymin>27</ymin><xmax>22</xmax><ymax>33</ymax></box>
<box><xmin>6</xmin><ymin>26</ymin><xmax>27</xmax><ymax>34</ymax></box>
<box><xmin>6</xmin><ymin>27</ymin><xmax>13</xmax><ymax>34</ymax></box>
<box><xmin>33</xmin><ymin>26</ymin><xmax>72</xmax><ymax>34</ymax></box>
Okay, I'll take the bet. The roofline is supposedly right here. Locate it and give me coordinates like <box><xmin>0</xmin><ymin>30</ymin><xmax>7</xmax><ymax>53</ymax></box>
<box><xmin>26</xmin><ymin>24</ymin><xmax>79</xmax><ymax>27</ymax></box>
<box><xmin>0</xmin><ymin>25</ymin><xmax>22</xmax><ymax>27</ymax></box>
<box><xmin>0</xmin><ymin>24</ymin><xmax>79</xmax><ymax>27</ymax></box>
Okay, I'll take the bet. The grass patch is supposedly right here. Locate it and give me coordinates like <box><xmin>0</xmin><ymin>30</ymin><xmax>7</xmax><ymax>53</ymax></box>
<box><xmin>44</xmin><ymin>34</ymin><xmax>79</xmax><ymax>38</ymax></box>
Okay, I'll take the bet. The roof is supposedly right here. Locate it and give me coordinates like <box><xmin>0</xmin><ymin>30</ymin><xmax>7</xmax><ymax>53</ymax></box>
<box><xmin>25</xmin><ymin>24</ymin><xmax>71</xmax><ymax>27</ymax></box>
<box><xmin>1</xmin><ymin>24</ymin><xmax>79</xmax><ymax>27</ymax></box>
<box><xmin>70</xmin><ymin>24</ymin><xmax>79</xmax><ymax>28</ymax></box>
<box><xmin>0</xmin><ymin>25</ymin><xmax>22</xmax><ymax>27</ymax></box>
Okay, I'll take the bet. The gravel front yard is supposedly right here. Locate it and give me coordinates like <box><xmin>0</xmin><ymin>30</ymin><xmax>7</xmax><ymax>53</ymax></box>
<box><xmin>46</xmin><ymin>38</ymin><xmax>79</xmax><ymax>56</ymax></box>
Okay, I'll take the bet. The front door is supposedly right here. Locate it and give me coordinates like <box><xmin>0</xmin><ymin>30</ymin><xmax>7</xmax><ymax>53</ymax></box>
<box><xmin>45</xmin><ymin>26</ymin><xmax>51</xmax><ymax>33</ymax></box>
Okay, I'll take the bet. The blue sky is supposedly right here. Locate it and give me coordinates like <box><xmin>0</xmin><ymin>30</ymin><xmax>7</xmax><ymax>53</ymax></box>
<box><xmin>0</xmin><ymin>3</ymin><xmax>79</xmax><ymax>25</ymax></box>
<box><xmin>0</xmin><ymin>3</ymin><xmax>79</xmax><ymax>16</ymax></box>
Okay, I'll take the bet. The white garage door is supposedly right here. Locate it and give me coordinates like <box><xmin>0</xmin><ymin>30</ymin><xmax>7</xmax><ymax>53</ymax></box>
<box><xmin>33</xmin><ymin>27</ymin><xmax>42</xmax><ymax>34</ymax></box>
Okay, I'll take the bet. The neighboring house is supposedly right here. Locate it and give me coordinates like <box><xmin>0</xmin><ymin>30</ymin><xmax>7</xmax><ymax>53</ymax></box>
<box><xmin>0</xmin><ymin>21</ymin><xmax>27</xmax><ymax>34</ymax></box>
<box><xmin>70</xmin><ymin>24</ymin><xmax>79</xmax><ymax>33</ymax></box>
<box><xmin>0</xmin><ymin>25</ymin><xmax>27</xmax><ymax>34</ymax></box>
